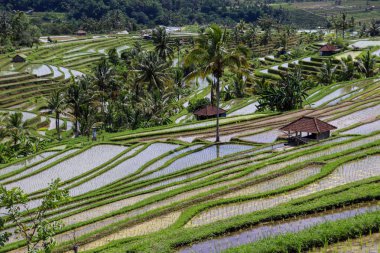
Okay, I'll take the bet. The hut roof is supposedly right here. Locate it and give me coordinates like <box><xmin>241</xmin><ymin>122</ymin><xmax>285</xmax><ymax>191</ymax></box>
<box><xmin>193</xmin><ymin>105</ymin><xmax>226</xmax><ymax>117</ymax></box>
<box><xmin>14</xmin><ymin>54</ymin><xmax>27</xmax><ymax>59</ymax></box>
<box><xmin>319</xmin><ymin>44</ymin><xmax>338</xmax><ymax>52</ymax></box>
<box><xmin>280</xmin><ymin>117</ymin><xmax>337</xmax><ymax>133</ymax></box>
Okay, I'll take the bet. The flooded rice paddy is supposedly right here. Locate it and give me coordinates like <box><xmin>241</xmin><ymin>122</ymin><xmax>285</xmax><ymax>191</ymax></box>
<box><xmin>69</xmin><ymin>143</ymin><xmax>179</xmax><ymax>196</ymax></box>
<box><xmin>329</xmin><ymin>103</ymin><xmax>380</xmax><ymax>129</ymax></box>
<box><xmin>0</xmin><ymin>152</ymin><xmax>57</xmax><ymax>176</ymax></box>
<box><xmin>2</xmin><ymin>149</ymin><xmax>78</xmax><ymax>183</ymax></box>
<box><xmin>239</xmin><ymin>130</ymin><xmax>282</xmax><ymax>143</ymax></box>
<box><xmin>4</xmin><ymin>145</ymin><xmax>126</xmax><ymax>194</ymax></box>
<box><xmin>229</xmin><ymin>102</ymin><xmax>259</xmax><ymax>116</ymax></box>
<box><xmin>343</xmin><ymin>120</ymin><xmax>380</xmax><ymax>135</ymax></box>
<box><xmin>181</xmin><ymin>204</ymin><xmax>380</xmax><ymax>253</ymax></box>
<box><xmin>139</xmin><ymin>144</ymin><xmax>253</xmax><ymax>180</ymax></box>
<box><xmin>187</xmin><ymin>155</ymin><xmax>380</xmax><ymax>226</ymax></box>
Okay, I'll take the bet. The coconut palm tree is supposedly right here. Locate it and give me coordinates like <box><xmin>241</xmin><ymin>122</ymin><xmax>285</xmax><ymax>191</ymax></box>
<box><xmin>66</xmin><ymin>76</ymin><xmax>96</xmax><ymax>137</ymax></box>
<box><xmin>184</xmin><ymin>24</ymin><xmax>248</xmax><ymax>142</ymax></box>
<box><xmin>93</xmin><ymin>58</ymin><xmax>115</xmax><ymax>114</ymax></box>
<box><xmin>317</xmin><ymin>59</ymin><xmax>337</xmax><ymax>85</ymax></box>
<box><xmin>46</xmin><ymin>89</ymin><xmax>66</xmax><ymax>140</ymax></box>
<box><xmin>356</xmin><ymin>50</ymin><xmax>379</xmax><ymax>78</ymax></box>
<box><xmin>368</xmin><ymin>19</ymin><xmax>380</xmax><ymax>37</ymax></box>
<box><xmin>173</xmin><ymin>38</ymin><xmax>182</xmax><ymax>68</ymax></box>
<box><xmin>5</xmin><ymin>112</ymin><xmax>30</xmax><ymax>145</ymax></box>
<box><xmin>152</xmin><ymin>26</ymin><xmax>173</xmax><ymax>61</ymax></box>
<box><xmin>135</xmin><ymin>51</ymin><xmax>172</xmax><ymax>93</ymax></box>
<box><xmin>337</xmin><ymin>12</ymin><xmax>354</xmax><ymax>39</ymax></box>
<box><xmin>337</xmin><ymin>55</ymin><xmax>357</xmax><ymax>81</ymax></box>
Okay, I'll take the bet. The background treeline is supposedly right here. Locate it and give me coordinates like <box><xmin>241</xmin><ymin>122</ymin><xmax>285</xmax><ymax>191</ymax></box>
<box><xmin>0</xmin><ymin>0</ymin><xmax>288</xmax><ymax>34</ymax></box>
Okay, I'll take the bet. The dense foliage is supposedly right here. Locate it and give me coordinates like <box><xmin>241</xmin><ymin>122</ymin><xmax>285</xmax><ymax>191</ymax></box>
<box><xmin>1</xmin><ymin>0</ymin><xmax>287</xmax><ymax>34</ymax></box>
<box><xmin>0</xmin><ymin>11</ymin><xmax>40</xmax><ymax>51</ymax></box>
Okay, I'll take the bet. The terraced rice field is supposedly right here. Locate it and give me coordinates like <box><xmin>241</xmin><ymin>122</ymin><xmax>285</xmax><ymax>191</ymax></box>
<box><xmin>1</xmin><ymin>34</ymin><xmax>380</xmax><ymax>253</ymax></box>
<box><xmin>2</xmin><ymin>100</ymin><xmax>380</xmax><ymax>252</ymax></box>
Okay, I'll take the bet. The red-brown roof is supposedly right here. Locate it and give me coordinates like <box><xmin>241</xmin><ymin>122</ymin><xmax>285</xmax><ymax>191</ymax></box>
<box><xmin>194</xmin><ymin>105</ymin><xmax>226</xmax><ymax>117</ymax></box>
<box><xmin>280</xmin><ymin>117</ymin><xmax>337</xmax><ymax>133</ymax></box>
<box><xmin>320</xmin><ymin>44</ymin><xmax>338</xmax><ymax>52</ymax></box>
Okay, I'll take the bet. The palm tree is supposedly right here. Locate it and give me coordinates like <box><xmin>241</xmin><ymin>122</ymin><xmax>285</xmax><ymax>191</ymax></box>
<box><xmin>368</xmin><ymin>19</ymin><xmax>380</xmax><ymax>37</ymax></box>
<box><xmin>184</xmin><ymin>24</ymin><xmax>248</xmax><ymax>142</ymax></box>
<box><xmin>135</xmin><ymin>51</ymin><xmax>172</xmax><ymax>93</ymax></box>
<box><xmin>66</xmin><ymin>76</ymin><xmax>96</xmax><ymax>137</ymax></box>
<box><xmin>338</xmin><ymin>12</ymin><xmax>353</xmax><ymax>39</ymax></box>
<box><xmin>93</xmin><ymin>58</ymin><xmax>115</xmax><ymax>114</ymax></box>
<box><xmin>173</xmin><ymin>38</ymin><xmax>182</xmax><ymax>68</ymax></box>
<box><xmin>317</xmin><ymin>59</ymin><xmax>337</xmax><ymax>85</ymax></box>
<box><xmin>5</xmin><ymin>112</ymin><xmax>30</xmax><ymax>145</ymax></box>
<box><xmin>152</xmin><ymin>26</ymin><xmax>173</xmax><ymax>61</ymax></box>
<box><xmin>337</xmin><ymin>56</ymin><xmax>356</xmax><ymax>81</ymax></box>
<box><xmin>329</xmin><ymin>15</ymin><xmax>339</xmax><ymax>39</ymax></box>
<box><xmin>46</xmin><ymin>90</ymin><xmax>66</xmax><ymax>140</ymax></box>
<box><xmin>356</xmin><ymin>50</ymin><xmax>379</xmax><ymax>77</ymax></box>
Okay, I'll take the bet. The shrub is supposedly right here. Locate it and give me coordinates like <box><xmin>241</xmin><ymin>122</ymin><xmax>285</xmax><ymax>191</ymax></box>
<box><xmin>187</xmin><ymin>98</ymin><xmax>211</xmax><ymax>113</ymax></box>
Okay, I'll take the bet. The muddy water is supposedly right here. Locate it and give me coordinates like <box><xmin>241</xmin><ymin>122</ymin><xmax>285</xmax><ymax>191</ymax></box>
<box><xmin>181</xmin><ymin>204</ymin><xmax>380</xmax><ymax>253</ymax></box>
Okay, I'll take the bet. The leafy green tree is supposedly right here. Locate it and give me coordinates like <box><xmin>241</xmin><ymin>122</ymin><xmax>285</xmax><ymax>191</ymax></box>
<box><xmin>185</xmin><ymin>24</ymin><xmax>248</xmax><ymax>142</ymax></box>
<box><xmin>256</xmin><ymin>67</ymin><xmax>311</xmax><ymax>111</ymax></box>
<box><xmin>188</xmin><ymin>98</ymin><xmax>211</xmax><ymax>113</ymax></box>
<box><xmin>0</xmin><ymin>179</ymin><xmax>69</xmax><ymax>252</ymax></box>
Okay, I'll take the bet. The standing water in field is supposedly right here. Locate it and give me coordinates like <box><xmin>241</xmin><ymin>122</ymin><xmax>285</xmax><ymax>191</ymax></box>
<box><xmin>180</xmin><ymin>205</ymin><xmax>380</xmax><ymax>253</ymax></box>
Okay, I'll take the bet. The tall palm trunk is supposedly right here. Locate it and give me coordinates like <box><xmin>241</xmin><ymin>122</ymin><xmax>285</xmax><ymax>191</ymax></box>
<box><xmin>210</xmin><ymin>80</ymin><xmax>215</xmax><ymax>105</ymax></box>
<box><xmin>74</xmin><ymin>107</ymin><xmax>80</xmax><ymax>138</ymax></box>
<box><xmin>177</xmin><ymin>48</ymin><xmax>180</xmax><ymax>68</ymax></box>
<box><xmin>215</xmin><ymin>76</ymin><xmax>221</xmax><ymax>143</ymax></box>
<box><xmin>56</xmin><ymin>112</ymin><xmax>60</xmax><ymax>140</ymax></box>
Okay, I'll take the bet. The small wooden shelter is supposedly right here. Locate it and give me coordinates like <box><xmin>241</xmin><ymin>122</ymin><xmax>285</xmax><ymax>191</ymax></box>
<box><xmin>75</xmin><ymin>30</ymin><xmax>87</xmax><ymax>36</ymax></box>
<box><xmin>280</xmin><ymin>117</ymin><xmax>337</xmax><ymax>145</ymax></box>
<box><xmin>319</xmin><ymin>44</ymin><xmax>339</xmax><ymax>56</ymax></box>
<box><xmin>193</xmin><ymin>105</ymin><xmax>227</xmax><ymax>120</ymax></box>
<box><xmin>12</xmin><ymin>54</ymin><xmax>27</xmax><ymax>63</ymax></box>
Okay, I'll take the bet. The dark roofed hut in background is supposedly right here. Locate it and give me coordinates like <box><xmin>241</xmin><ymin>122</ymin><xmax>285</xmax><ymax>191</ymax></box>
<box><xmin>193</xmin><ymin>105</ymin><xmax>227</xmax><ymax>120</ymax></box>
<box><xmin>12</xmin><ymin>54</ymin><xmax>27</xmax><ymax>63</ymax></box>
<box><xmin>75</xmin><ymin>30</ymin><xmax>87</xmax><ymax>36</ymax></box>
<box><xmin>319</xmin><ymin>44</ymin><xmax>339</xmax><ymax>56</ymax></box>
<box><xmin>280</xmin><ymin>116</ymin><xmax>337</xmax><ymax>145</ymax></box>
